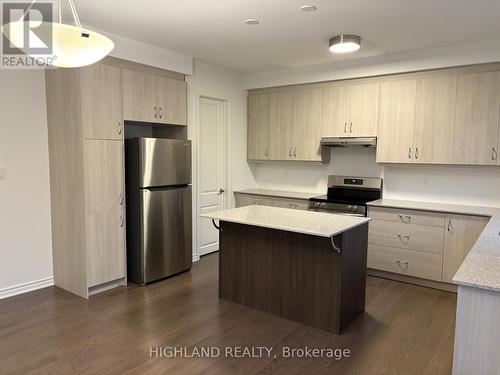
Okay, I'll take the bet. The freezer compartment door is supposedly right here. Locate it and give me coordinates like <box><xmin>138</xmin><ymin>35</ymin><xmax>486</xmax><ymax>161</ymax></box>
<box><xmin>141</xmin><ymin>186</ymin><xmax>192</xmax><ymax>283</ymax></box>
<box><xmin>139</xmin><ymin>138</ymin><xmax>191</xmax><ymax>188</ymax></box>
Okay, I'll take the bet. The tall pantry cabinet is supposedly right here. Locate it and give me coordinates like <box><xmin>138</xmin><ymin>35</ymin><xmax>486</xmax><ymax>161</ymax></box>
<box><xmin>46</xmin><ymin>62</ymin><xmax>126</xmax><ymax>298</ymax></box>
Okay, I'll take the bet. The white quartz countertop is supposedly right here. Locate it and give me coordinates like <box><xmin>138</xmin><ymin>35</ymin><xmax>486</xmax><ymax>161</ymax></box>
<box><xmin>367</xmin><ymin>199</ymin><xmax>500</xmax><ymax>292</ymax></box>
<box><xmin>234</xmin><ymin>188</ymin><xmax>319</xmax><ymax>200</ymax></box>
<box><xmin>201</xmin><ymin>205</ymin><xmax>371</xmax><ymax>238</ymax></box>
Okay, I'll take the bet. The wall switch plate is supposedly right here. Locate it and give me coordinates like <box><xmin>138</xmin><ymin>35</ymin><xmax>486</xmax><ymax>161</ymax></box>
<box><xmin>0</xmin><ymin>167</ymin><xmax>6</xmax><ymax>179</ymax></box>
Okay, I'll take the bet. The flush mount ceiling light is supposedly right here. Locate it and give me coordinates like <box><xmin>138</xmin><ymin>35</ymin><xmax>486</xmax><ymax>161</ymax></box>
<box><xmin>300</xmin><ymin>5</ymin><xmax>318</xmax><ymax>12</ymax></box>
<box><xmin>2</xmin><ymin>0</ymin><xmax>114</xmax><ymax>68</ymax></box>
<box><xmin>245</xmin><ymin>18</ymin><xmax>260</xmax><ymax>25</ymax></box>
<box><xmin>329</xmin><ymin>34</ymin><xmax>361</xmax><ymax>54</ymax></box>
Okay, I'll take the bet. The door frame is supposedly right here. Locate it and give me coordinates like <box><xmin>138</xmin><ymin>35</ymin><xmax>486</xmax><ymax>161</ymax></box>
<box><xmin>193</xmin><ymin>94</ymin><xmax>230</xmax><ymax>261</ymax></box>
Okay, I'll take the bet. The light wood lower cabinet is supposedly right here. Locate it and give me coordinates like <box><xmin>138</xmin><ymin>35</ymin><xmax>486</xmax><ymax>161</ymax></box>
<box><xmin>443</xmin><ymin>214</ymin><xmax>488</xmax><ymax>282</ymax></box>
<box><xmin>234</xmin><ymin>193</ymin><xmax>309</xmax><ymax>210</ymax></box>
<box><xmin>368</xmin><ymin>206</ymin><xmax>489</xmax><ymax>288</ymax></box>
<box><xmin>368</xmin><ymin>244</ymin><xmax>443</xmax><ymax>281</ymax></box>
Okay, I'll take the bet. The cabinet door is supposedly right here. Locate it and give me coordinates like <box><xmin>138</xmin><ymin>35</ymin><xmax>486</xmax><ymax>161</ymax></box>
<box><xmin>321</xmin><ymin>84</ymin><xmax>349</xmax><ymax>137</ymax></box>
<box><xmin>269</xmin><ymin>91</ymin><xmax>294</xmax><ymax>160</ymax></box>
<box><xmin>83</xmin><ymin>140</ymin><xmax>125</xmax><ymax>287</ymax></box>
<box><xmin>81</xmin><ymin>63</ymin><xmax>123</xmax><ymax>140</ymax></box>
<box><xmin>348</xmin><ymin>82</ymin><xmax>379</xmax><ymax>137</ymax></box>
<box><xmin>443</xmin><ymin>214</ymin><xmax>488</xmax><ymax>283</ymax></box>
<box><xmin>122</xmin><ymin>69</ymin><xmax>157</xmax><ymax>123</ymax></box>
<box><xmin>452</xmin><ymin>71</ymin><xmax>500</xmax><ymax>165</ymax></box>
<box><xmin>156</xmin><ymin>76</ymin><xmax>187</xmax><ymax>125</ymax></box>
<box><xmin>413</xmin><ymin>74</ymin><xmax>457</xmax><ymax>164</ymax></box>
<box><xmin>377</xmin><ymin>80</ymin><xmax>417</xmax><ymax>163</ymax></box>
<box><xmin>83</xmin><ymin>140</ymin><xmax>124</xmax><ymax>214</ymax></box>
<box><xmin>247</xmin><ymin>94</ymin><xmax>270</xmax><ymax>160</ymax></box>
<box><xmin>86</xmin><ymin>209</ymin><xmax>125</xmax><ymax>287</ymax></box>
<box><xmin>293</xmin><ymin>88</ymin><xmax>323</xmax><ymax>161</ymax></box>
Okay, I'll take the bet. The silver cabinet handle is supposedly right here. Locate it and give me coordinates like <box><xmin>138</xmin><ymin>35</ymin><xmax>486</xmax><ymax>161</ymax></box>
<box><xmin>398</xmin><ymin>214</ymin><xmax>411</xmax><ymax>224</ymax></box>
<box><xmin>408</xmin><ymin>147</ymin><xmax>412</xmax><ymax>160</ymax></box>
<box><xmin>154</xmin><ymin>106</ymin><xmax>157</xmax><ymax>119</ymax></box>
<box><xmin>293</xmin><ymin>147</ymin><xmax>297</xmax><ymax>157</ymax></box>
<box><xmin>492</xmin><ymin>147</ymin><xmax>498</xmax><ymax>161</ymax></box>
<box><xmin>289</xmin><ymin>147</ymin><xmax>292</xmax><ymax>157</ymax></box>
<box><xmin>447</xmin><ymin>219</ymin><xmax>452</xmax><ymax>232</ymax></box>
<box><xmin>397</xmin><ymin>234</ymin><xmax>410</xmax><ymax>244</ymax></box>
<box><xmin>395</xmin><ymin>259</ymin><xmax>409</xmax><ymax>269</ymax></box>
<box><xmin>415</xmin><ymin>147</ymin><xmax>419</xmax><ymax>160</ymax></box>
<box><xmin>120</xmin><ymin>215</ymin><xmax>124</xmax><ymax>228</ymax></box>
<box><xmin>159</xmin><ymin>106</ymin><xmax>163</xmax><ymax>119</ymax></box>
<box><xmin>265</xmin><ymin>147</ymin><xmax>269</xmax><ymax>157</ymax></box>
<box><xmin>117</xmin><ymin>121</ymin><xmax>122</xmax><ymax>135</ymax></box>
<box><xmin>350</xmin><ymin>122</ymin><xmax>353</xmax><ymax>133</ymax></box>
<box><xmin>119</xmin><ymin>193</ymin><xmax>124</xmax><ymax>205</ymax></box>
<box><xmin>344</xmin><ymin>123</ymin><xmax>347</xmax><ymax>134</ymax></box>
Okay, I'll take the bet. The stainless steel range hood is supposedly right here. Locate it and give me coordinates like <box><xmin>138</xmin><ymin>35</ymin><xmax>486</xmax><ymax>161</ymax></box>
<box><xmin>320</xmin><ymin>137</ymin><xmax>377</xmax><ymax>148</ymax></box>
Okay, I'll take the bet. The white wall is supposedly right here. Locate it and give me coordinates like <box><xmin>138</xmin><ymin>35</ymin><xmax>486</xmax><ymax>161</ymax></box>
<box><xmin>244</xmin><ymin>38</ymin><xmax>500</xmax><ymax>89</ymax></box>
<box><xmin>186</xmin><ymin>60</ymin><xmax>256</xmax><ymax>260</ymax></box>
<box><xmin>252</xmin><ymin>148</ymin><xmax>500</xmax><ymax>208</ymax></box>
<box><xmin>0</xmin><ymin>70</ymin><xmax>54</xmax><ymax>298</ymax></box>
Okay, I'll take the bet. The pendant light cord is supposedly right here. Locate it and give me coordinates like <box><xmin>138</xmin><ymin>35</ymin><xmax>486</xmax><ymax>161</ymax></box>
<box><xmin>20</xmin><ymin>0</ymin><xmax>81</xmax><ymax>27</ymax></box>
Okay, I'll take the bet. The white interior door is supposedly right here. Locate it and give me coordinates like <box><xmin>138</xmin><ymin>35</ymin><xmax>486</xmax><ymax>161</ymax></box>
<box><xmin>198</xmin><ymin>97</ymin><xmax>226</xmax><ymax>256</ymax></box>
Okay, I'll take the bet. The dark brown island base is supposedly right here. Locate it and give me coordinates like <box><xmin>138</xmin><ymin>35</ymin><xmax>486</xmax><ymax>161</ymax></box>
<box><xmin>202</xmin><ymin>205</ymin><xmax>371</xmax><ymax>335</ymax></box>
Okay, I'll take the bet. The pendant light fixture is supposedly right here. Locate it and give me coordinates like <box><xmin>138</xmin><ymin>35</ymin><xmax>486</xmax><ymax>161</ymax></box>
<box><xmin>2</xmin><ymin>0</ymin><xmax>114</xmax><ymax>68</ymax></box>
<box><xmin>329</xmin><ymin>34</ymin><xmax>361</xmax><ymax>54</ymax></box>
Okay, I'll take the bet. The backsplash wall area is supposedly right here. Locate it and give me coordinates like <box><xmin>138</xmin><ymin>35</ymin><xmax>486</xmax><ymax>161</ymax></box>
<box><xmin>252</xmin><ymin>148</ymin><xmax>500</xmax><ymax>207</ymax></box>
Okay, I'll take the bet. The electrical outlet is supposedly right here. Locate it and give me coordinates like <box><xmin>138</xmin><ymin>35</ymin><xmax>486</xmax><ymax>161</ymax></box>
<box><xmin>0</xmin><ymin>167</ymin><xmax>6</xmax><ymax>179</ymax></box>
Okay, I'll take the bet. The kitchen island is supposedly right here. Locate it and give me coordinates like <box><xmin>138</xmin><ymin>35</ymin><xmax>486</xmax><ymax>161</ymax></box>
<box><xmin>201</xmin><ymin>205</ymin><xmax>371</xmax><ymax>334</ymax></box>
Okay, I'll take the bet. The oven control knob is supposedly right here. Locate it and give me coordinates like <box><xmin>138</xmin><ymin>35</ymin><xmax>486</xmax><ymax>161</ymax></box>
<box><xmin>321</xmin><ymin>203</ymin><xmax>326</xmax><ymax>208</ymax></box>
<box><xmin>347</xmin><ymin>205</ymin><xmax>352</xmax><ymax>211</ymax></box>
<box><xmin>314</xmin><ymin>202</ymin><xmax>320</xmax><ymax>208</ymax></box>
<box><xmin>351</xmin><ymin>205</ymin><xmax>358</xmax><ymax>212</ymax></box>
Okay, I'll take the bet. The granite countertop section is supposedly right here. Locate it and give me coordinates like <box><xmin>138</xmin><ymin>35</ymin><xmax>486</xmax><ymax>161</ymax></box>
<box><xmin>367</xmin><ymin>199</ymin><xmax>500</xmax><ymax>293</ymax></box>
<box><xmin>201</xmin><ymin>205</ymin><xmax>370</xmax><ymax>238</ymax></box>
<box><xmin>234</xmin><ymin>188</ymin><xmax>319</xmax><ymax>200</ymax></box>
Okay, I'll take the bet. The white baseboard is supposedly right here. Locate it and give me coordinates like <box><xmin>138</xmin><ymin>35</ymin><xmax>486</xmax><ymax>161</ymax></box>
<box><xmin>193</xmin><ymin>254</ymin><xmax>200</xmax><ymax>262</ymax></box>
<box><xmin>0</xmin><ymin>276</ymin><xmax>54</xmax><ymax>300</ymax></box>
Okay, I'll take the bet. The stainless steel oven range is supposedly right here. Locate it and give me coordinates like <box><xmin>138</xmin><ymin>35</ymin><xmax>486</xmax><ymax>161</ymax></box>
<box><xmin>309</xmin><ymin>175</ymin><xmax>382</xmax><ymax>217</ymax></box>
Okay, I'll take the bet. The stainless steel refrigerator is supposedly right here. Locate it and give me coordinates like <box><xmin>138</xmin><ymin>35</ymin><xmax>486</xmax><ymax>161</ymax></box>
<box><xmin>125</xmin><ymin>137</ymin><xmax>192</xmax><ymax>285</ymax></box>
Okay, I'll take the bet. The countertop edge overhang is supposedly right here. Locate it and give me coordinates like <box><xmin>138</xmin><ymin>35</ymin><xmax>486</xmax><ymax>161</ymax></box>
<box><xmin>201</xmin><ymin>205</ymin><xmax>371</xmax><ymax>238</ymax></box>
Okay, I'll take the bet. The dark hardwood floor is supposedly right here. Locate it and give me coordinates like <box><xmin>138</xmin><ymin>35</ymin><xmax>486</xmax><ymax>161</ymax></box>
<box><xmin>0</xmin><ymin>253</ymin><xmax>456</xmax><ymax>375</ymax></box>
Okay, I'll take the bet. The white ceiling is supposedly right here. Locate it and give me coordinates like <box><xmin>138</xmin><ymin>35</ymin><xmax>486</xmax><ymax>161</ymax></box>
<box><xmin>72</xmin><ymin>0</ymin><xmax>500</xmax><ymax>73</ymax></box>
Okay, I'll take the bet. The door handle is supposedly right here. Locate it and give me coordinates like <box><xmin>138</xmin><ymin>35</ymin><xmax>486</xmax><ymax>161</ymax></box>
<box><xmin>289</xmin><ymin>147</ymin><xmax>292</xmax><ymax>157</ymax></box>
<box><xmin>119</xmin><ymin>193</ymin><xmax>124</xmax><ymax>205</ymax></box>
<box><xmin>293</xmin><ymin>147</ymin><xmax>297</xmax><ymax>157</ymax></box>
<box><xmin>415</xmin><ymin>147</ymin><xmax>419</xmax><ymax>160</ymax></box>
<box><xmin>120</xmin><ymin>215</ymin><xmax>124</xmax><ymax>228</ymax></box>
<box><xmin>492</xmin><ymin>147</ymin><xmax>498</xmax><ymax>161</ymax></box>
<box><xmin>117</xmin><ymin>121</ymin><xmax>122</xmax><ymax>135</ymax></box>
<box><xmin>218</xmin><ymin>188</ymin><xmax>225</xmax><ymax>195</ymax></box>
<box><xmin>408</xmin><ymin>147</ymin><xmax>412</xmax><ymax>160</ymax></box>
<box><xmin>159</xmin><ymin>107</ymin><xmax>163</xmax><ymax>119</ymax></box>
<box><xmin>344</xmin><ymin>123</ymin><xmax>347</xmax><ymax>134</ymax></box>
<box><xmin>154</xmin><ymin>106</ymin><xmax>157</xmax><ymax>119</ymax></box>
<box><xmin>350</xmin><ymin>122</ymin><xmax>353</xmax><ymax>133</ymax></box>
<box><xmin>265</xmin><ymin>147</ymin><xmax>269</xmax><ymax>157</ymax></box>
<box><xmin>447</xmin><ymin>219</ymin><xmax>452</xmax><ymax>232</ymax></box>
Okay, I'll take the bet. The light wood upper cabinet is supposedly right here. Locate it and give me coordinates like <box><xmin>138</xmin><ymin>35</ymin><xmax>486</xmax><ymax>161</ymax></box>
<box><xmin>157</xmin><ymin>76</ymin><xmax>187</xmax><ymax>125</ymax></box>
<box><xmin>443</xmin><ymin>214</ymin><xmax>488</xmax><ymax>283</ymax></box>
<box><xmin>122</xmin><ymin>69</ymin><xmax>187</xmax><ymax>125</ymax></box>
<box><xmin>377</xmin><ymin>80</ymin><xmax>417</xmax><ymax>163</ymax></box>
<box><xmin>269</xmin><ymin>91</ymin><xmax>294</xmax><ymax>160</ymax></box>
<box><xmin>122</xmin><ymin>70</ymin><xmax>157</xmax><ymax>123</ymax></box>
<box><xmin>413</xmin><ymin>74</ymin><xmax>457</xmax><ymax>164</ymax></box>
<box><xmin>322</xmin><ymin>82</ymin><xmax>379</xmax><ymax>137</ymax></box>
<box><xmin>453</xmin><ymin>71</ymin><xmax>500</xmax><ymax>165</ymax></box>
<box><xmin>293</xmin><ymin>88</ymin><xmax>323</xmax><ymax>161</ymax></box>
<box><xmin>81</xmin><ymin>64</ymin><xmax>123</xmax><ymax>140</ymax></box>
<box><xmin>248</xmin><ymin>93</ymin><xmax>270</xmax><ymax>160</ymax></box>
<box><xmin>348</xmin><ymin>82</ymin><xmax>380</xmax><ymax>137</ymax></box>
<box><xmin>322</xmin><ymin>84</ymin><xmax>349</xmax><ymax>137</ymax></box>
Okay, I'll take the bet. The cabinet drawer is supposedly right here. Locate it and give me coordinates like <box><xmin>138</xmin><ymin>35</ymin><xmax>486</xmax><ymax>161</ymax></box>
<box><xmin>369</xmin><ymin>220</ymin><xmax>444</xmax><ymax>254</ymax></box>
<box><xmin>273</xmin><ymin>197</ymin><xmax>309</xmax><ymax>210</ymax></box>
<box><xmin>368</xmin><ymin>206</ymin><xmax>445</xmax><ymax>227</ymax></box>
<box><xmin>368</xmin><ymin>244</ymin><xmax>443</xmax><ymax>281</ymax></box>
